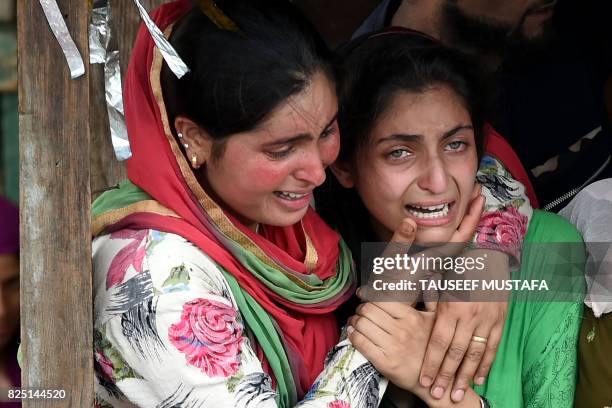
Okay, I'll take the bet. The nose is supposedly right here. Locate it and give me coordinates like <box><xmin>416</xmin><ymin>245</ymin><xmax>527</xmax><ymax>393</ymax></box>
<box><xmin>293</xmin><ymin>148</ymin><xmax>327</xmax><ymax>187</ymax></box>
<box><xmin>417</xmin><ymin>157</ymin><xmax>449</xmax><ymax>194</ymax></box>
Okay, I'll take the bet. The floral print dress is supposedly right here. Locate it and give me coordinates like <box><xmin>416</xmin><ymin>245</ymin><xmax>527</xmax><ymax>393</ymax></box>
<box><xmin>93</xmin><ymin>229</ymin><xmax>384</xmax><ymax>408</ymax></box>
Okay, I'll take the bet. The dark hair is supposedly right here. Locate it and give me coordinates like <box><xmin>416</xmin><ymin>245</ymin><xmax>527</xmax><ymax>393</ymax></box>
<box><xmin>316</xmin><ymin>30</ymin><xmax>491</xmax><ymax>258</ymax></box>
<box><xmin>335</xmin><ymin>30</ymin><xmax>488</xmax><ymax>163</ymax></box>
<box><xmin>161</xmin><ymin>0</ymin><xmax>333</xmax><ymax>157</ymax></box>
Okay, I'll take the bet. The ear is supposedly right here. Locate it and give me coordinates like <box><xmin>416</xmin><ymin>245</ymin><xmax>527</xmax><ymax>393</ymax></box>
<box><xmin>330</xmin><ymin>160</ymin><xmax>355</xmax><ymax>188</ymax></box>
<box><xmin>174</xmin><ymin>116</ymin><xmax>213</xmax><ymax>168</ymax></box>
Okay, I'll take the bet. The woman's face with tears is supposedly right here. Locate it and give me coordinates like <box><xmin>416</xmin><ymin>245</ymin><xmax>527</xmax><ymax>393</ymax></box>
<box><xmin>342</xmin><ymin>85</ymin><xmax>479</xmax><ymax>244</ymax></box>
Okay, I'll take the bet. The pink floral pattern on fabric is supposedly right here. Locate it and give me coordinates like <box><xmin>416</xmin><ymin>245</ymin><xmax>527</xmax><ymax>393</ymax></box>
<box><xmin>107</xmin><ymin>229</ymin><xmax>148</xmax><ymax>289</ymax></box>
<box><xmin>476</xmin><ymin>207</ymin><xmax>529</xmax><ymax>259</ymax></box>
<box><xmin>327</xmin><ymin>401</ymin><xmax>351</xmax><ymax>408</ymax></box>
<box><xmin>169</xmin><ymin>298</ymin><xmax>243</xmax><ymax>377</ymax></box>
<box><xmin>95</xmin><ymin>350</ymin><xmax>115</xmax><ymax>380</ymax></box>
<box><xmin>477</xmin><ymin>207</ymin><xmax>528</xmax><ymax>245</ymax></box>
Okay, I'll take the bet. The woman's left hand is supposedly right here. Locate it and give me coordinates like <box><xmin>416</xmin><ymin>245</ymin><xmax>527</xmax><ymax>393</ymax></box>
<box><xmin>420</xmin><ymin>299</ymin><xmax>507</xmax><ymax>402</ymax></box>
<box><xmin>419</xmin><ymin>250</ymin><xmax>510</xmax><ymax>403</ymax></box>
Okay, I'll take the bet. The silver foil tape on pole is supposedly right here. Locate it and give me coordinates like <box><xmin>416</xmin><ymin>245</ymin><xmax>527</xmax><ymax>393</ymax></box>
<box><xmin>131</xmin><ymin>0</ymin><xmax>190</xmax><ymax>78</ymax></box>
<box><xmin>89</xmin><ymin>1</ymin><xmax>108</xmax><ymax>64</ymax></box>
<box><xmin>90</xmin><ymin>0</ymin><xmax>132</xmax><ymax>161</ymax></box>
<box><xmin>39</xmin><ymin>0</ymin><xmax>85</xmax><ymax>79</ymax></box>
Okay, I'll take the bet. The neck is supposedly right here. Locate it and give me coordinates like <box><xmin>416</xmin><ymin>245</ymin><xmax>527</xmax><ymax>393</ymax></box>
<box><xmin>391</xmin><ymin>0</ymin><xmax>502</xmax><ymax>70</ymax></box>
<box><xmin>391</xmin><ymin>0</ymin><xmax>443</xmax><ymax>40</ymax></box>
<box><xmin>479</xmin><ymin>54</ymin><xmax>504</xmax><ymax>70</ymax></box>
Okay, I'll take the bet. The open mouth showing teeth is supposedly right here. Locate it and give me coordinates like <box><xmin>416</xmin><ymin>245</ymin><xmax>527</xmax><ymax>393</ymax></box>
<box><xmin>275</xmin><ymin>191</ymin><xmax>308</xmax><ymax>200</ymax></box>
<box><xmin>406</xmin><ymin>202</ymin><xmax>452</xmax><ymax>219</ymax></box>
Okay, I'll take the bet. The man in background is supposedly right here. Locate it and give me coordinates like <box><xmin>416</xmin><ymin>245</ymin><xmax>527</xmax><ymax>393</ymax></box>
<box><xmin>354</xmin><ymin>0</ymin><xmax>611</xmax><ymax>211</ymax></box>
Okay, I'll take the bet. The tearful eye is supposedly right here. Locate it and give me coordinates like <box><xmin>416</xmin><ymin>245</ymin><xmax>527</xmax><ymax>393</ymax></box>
<box><xmin>388</xmin><ymin>149</ymin><xmax>411</xmax><ymax>159</ymax></box>
<box><xmin>266</xmin><ymin>147</ymin><xmax>294</xmax><ymax>159</ymax></box>
<box><xmin>445</xmin><ymin>141</ymin><xmax>467</xmax><ymax>151</ymax></box>
<box><xmin>320</xmin><ymin>123</ymin><xmax>338</xmax><ymax>139</ymax></box>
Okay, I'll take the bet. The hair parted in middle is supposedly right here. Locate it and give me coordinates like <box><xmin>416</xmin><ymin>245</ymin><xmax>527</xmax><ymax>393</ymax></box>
<box><xmin>161</xmin><ymin>0</ymin><xmax>334</xmax><ymax>159</ymax></box>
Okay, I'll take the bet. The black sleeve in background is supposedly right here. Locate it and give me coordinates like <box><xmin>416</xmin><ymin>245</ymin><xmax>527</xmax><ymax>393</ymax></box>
<box><xmin>554</xmin><ymin>0</ymin><xmax>612</xmax><ymax>81</ymax></box>
<box><xmin>491</xmin><ymin>0</ymin><xmax>612</xmax><ymax>210</ymax></box>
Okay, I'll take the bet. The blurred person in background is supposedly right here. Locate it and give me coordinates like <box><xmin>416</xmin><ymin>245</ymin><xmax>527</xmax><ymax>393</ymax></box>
<box><xmin>354</xmin><ymin>0</ymin><xmax>611</xmax><ymax>212</ymax></box>
<box><xmin>0</xmin><ymin>196</ymin><xmax>20</xmax><ymax>405</ymax></box>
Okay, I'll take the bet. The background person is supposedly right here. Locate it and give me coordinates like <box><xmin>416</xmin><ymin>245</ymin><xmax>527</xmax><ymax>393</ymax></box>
<box><xmin>353</xmin><ymin>0</ymin><xmax>611</xmax><ymax>212</ymax></box>
<box><xmin>0</xmin><ymin>196</ymin><xmax>20</xmax><ymax>407</ymax></box>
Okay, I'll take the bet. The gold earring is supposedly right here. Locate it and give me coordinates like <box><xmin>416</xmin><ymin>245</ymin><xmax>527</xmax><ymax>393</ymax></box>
<box><xmin>191</xmin><ymin>155</ymin><xmax>197</xmax><ymax>167</ymax></box>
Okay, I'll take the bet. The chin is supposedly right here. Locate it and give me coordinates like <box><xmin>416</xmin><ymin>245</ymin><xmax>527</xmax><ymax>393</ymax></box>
<box><xmin>263</xmin><ymin>208</ymin><xmax>309</xmax><ymax>228</ymax></box>
<box><xmin>415</xmin><ymin>229</ymin><xmax>455</xmax><ymax>246</ymax></box>
<box><xmin>521</xmin><ymin>20</ymin><xmax>555</xmax><ymax>45</ymax></box>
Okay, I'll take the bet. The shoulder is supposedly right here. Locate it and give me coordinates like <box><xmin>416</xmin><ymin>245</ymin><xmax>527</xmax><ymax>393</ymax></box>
<box><xmin>352</xmin><ymin>0</ymin><xmax>395</xmax><ymax>39</ymax></box>
<box><xmin>93</xmin><ymin>228</ymin><xmax>235</xmax><ymax>325</ymax></box>
<box><xmin>527</xmin><ymin>210</ymin><xmax>583</xmax><ymax>244</ymax></box>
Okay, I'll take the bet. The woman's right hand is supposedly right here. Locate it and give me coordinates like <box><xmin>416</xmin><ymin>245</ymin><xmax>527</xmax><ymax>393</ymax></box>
<box><xmin>347</xmin><ymin>300</ymin><xmax>435</xmax><ymax>392</ymax></box>
<box><xmin>347</xmin><ymin>302</ymin><xmax>483</xmax><ymax>408</ymax></box>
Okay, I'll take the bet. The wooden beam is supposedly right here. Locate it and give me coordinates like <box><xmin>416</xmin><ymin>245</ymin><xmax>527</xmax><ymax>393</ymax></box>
<box><xmin>18</xmin><ymin>0</ymin><xmax>93</xmax><ymax>406</ymax></box>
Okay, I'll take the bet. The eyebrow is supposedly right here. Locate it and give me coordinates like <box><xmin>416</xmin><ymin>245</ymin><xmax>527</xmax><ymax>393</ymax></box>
<box><xmin>262</xmin><ymin>113</ymin><xmax>338</xmax><ymax>147</ymax></box>
<box><xmin>377</xmin><ymin>124</ymin><xmax>474</xmax><ymax>144</ymax></box>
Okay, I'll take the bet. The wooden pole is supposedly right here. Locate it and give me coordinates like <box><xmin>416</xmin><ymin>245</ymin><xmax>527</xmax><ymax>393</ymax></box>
<box><xmin>18</xmin><ymin>0</ymin><xmax>93</xmax><ymax>406</ymax></box>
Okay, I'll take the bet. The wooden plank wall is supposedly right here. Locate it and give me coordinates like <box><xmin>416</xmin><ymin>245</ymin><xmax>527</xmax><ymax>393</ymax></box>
<box><xmin>18</xmin><ymin>0</ymin><xmax>93</xmax><ymax>406</ymax></box>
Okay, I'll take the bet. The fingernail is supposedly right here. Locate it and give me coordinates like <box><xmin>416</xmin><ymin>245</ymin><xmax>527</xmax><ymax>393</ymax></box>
<box><xmin>431</xmin><ymin>386</ymin><xmax>444</xmax><ymax>399</ymax></box>
<box><xmin>451</xmin><ymin>389</ymin><xmax>465</xmax><ymax>402</ymax></box>
<box><xmin>475</xmin><ymin>376</ymin><xmax>485</xmax><ymax>385</ymax></box>
<box><xmin>421</xmin><ymin>376</ymin><xmax>433</xmax><ymax>387</ymax></box>
<box><xmin>346</xmin><ymin>325</ymin><xmax>354</xmax><ymax>335</ymax></box>
<box><xmin>356</xmin><ymin>288</ymin><xmax>362</xmax><ymax>297</ymax></box>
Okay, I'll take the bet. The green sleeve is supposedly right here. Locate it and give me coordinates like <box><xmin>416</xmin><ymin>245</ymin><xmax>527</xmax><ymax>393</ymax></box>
<box><xmin>522</xmin><ymin>301</ymin><xmax>582</xmax><ymax>408</ymax></box>
<box><xmin>521</xmin><ymin>210</ymin><xmax>585</xmax><ymax>407</ymax></box>
<box><xmin>473</xmin><ymin>210</ymin><xmax>585</xmax><ymax>408</ymax></box>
